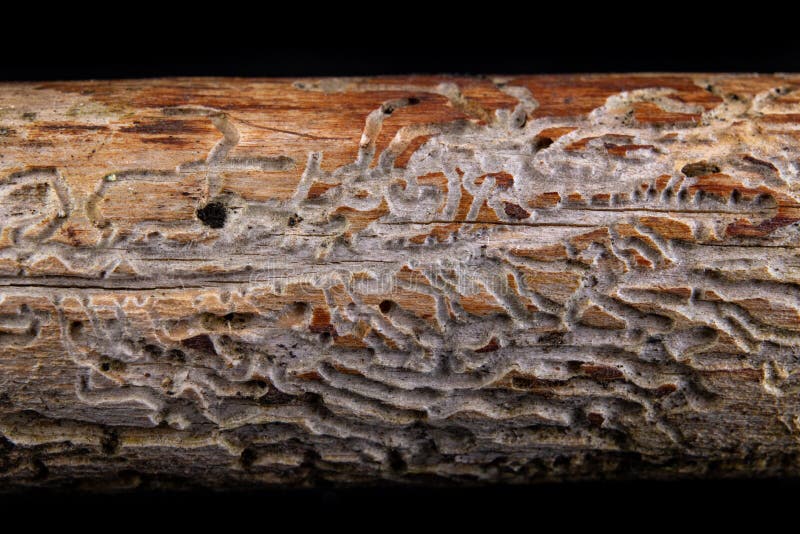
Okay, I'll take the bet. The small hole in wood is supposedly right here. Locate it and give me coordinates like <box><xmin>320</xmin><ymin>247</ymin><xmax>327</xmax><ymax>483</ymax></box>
<box><xmin>196</xmin><ymin>201</ymin><xmax>227</xmax><ymax>228</ymax></box>
<box><xmin>379</xmin><ymin>300</ymin><xmax>395</xmax><ymax>314</ymax></box>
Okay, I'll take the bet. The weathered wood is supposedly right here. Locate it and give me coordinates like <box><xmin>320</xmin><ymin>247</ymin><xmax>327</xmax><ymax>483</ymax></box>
<box><xmin>2</xmin><ymin>74</ymin><xmax>800</xmax><ymax>489</ymax></box>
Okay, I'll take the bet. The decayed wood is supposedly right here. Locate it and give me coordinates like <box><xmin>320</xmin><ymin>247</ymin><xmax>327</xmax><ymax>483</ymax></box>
<box><xmin>2</xmin><ymin>74</ymin><xmax>800</xmax><ymax>489</ymax></box>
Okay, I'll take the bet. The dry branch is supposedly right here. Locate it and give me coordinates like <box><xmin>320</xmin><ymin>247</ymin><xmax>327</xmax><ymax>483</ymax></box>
<box><xmin>1</xmin><ymin>74</ymin><xmax>800</xmax><ymax>489</ymax></box>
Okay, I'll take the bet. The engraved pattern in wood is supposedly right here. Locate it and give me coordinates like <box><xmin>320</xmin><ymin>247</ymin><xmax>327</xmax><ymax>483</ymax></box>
<box><xmin>1</xmin><ymin>75</ymin><xmax>800</xmax><ymax>488</ymax></box>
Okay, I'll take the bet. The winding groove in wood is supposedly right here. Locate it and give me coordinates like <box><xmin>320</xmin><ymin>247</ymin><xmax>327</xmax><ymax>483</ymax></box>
<box><xmin>2</xmin><ymin>75</ymin><xmax>800</xmax><ymax>488</ymax></box>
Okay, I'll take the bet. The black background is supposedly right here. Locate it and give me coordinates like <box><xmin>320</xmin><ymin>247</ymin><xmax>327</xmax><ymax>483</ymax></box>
<box><xmin>6</xmin><ymin>8</ymin><xmax>800</xmax><ymax>80</ymax></box>
<box><xmin>7</xmin><ymin>41</ymin><xmax>800</xmax><ymax>80</ymax></box>
<box><xmin>3</xmin><ymin>10</ymin><xmax>800</xmax><ymax>529</ymax></box>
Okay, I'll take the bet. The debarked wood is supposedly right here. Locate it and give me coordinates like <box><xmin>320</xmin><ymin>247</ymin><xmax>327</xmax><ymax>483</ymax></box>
<box><xmin>1</xmin><ymin>75</ymin><xmax>800</xmax><ymax>488</ymax></box>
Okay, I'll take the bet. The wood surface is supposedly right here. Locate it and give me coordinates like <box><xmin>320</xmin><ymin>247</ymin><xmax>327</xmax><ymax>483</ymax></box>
<box><xmin>2</xmin><ymin>74</ymin><xmax>800</xmax><ymax>489</ymax></box>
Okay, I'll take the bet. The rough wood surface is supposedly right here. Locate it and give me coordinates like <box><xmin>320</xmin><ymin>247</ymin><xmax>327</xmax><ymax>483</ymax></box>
<box><xmin>2</xmin><ymin>74</ymin><xmax>800</xmax><ymax>489</ymax></box>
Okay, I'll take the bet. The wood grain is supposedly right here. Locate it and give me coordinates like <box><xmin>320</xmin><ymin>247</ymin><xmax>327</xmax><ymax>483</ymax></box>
<box><xmin>2</xmin><ymin>74</ymin><xmax>800</xmax><ymax>489</ymax></box>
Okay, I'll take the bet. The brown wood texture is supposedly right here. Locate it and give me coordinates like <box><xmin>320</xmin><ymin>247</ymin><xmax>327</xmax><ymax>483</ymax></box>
<box><xmin>2</xmin><ymin>74</ymin><xmax>800</xmax><ymax>489</ymax></box>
